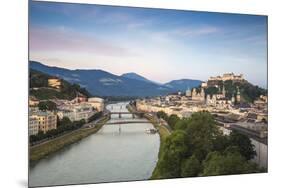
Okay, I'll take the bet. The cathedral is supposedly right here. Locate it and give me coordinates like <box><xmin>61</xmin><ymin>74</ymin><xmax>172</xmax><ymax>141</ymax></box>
<box><xmin>191</xmin><ymin>88</ymin><xmax>205</xmax><ymax>101</ymax></box>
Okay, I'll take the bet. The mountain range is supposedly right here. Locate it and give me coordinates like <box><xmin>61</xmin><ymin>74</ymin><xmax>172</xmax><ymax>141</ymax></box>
<box><xmin>30</xmin><ymin>61</ymin><xmax>202</xmax><ymax>97</ymax></box>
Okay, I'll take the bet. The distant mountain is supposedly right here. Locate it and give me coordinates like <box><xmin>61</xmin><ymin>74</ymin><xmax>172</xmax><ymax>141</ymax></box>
<box><xmin>164</xmin><ymin>79</ymin><xmax>202</xmax><ymax>92</ymax></box>
<box><xmin>30</xmin><ymin>61</ymin><xmax>171</xmax><ymax>97</ymax></box>
<box><xmin>121</xmin><ymin>72</ymin><xmax>160</xmax><ymax>85</ymax></box>
<box><xmin>30</xmin><ymin>61</ymin><xmax>203</xmax><ymax>97</ymax></box>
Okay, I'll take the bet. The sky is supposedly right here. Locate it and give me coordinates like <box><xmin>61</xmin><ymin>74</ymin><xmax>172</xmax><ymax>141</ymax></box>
<box><xmin>29</xmin><ymin>1</ymin><xmax>268</xmax><ymax>88</ymax></box>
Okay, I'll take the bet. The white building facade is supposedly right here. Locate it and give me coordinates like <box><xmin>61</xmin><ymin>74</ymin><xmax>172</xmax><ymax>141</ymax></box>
<box><xmin>57</xmin><ymin>102</ymin><xmax>96</xmax><ymax>122</ymax></box>
<box><xmin>88</xmin><ymin>97</ymin><xmax>105</xmax><ymax>112</ymax></box>
<box><xmin>29</xmin><ymin>115</ymin><xmax>39</xmax><ymax>136</ymax></box>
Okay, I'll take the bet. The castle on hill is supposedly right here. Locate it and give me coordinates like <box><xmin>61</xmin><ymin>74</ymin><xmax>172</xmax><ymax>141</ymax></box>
<box><xmin>208</xmin><ymin>72</ymin><xmax>244</xmax><ymax>82</ymax></box>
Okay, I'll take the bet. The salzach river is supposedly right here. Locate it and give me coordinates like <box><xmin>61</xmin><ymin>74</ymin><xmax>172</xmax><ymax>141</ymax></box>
<box><xmin>29</xmin><ymin>102</ymin><xmax>160</xmax><ymax>187</ymax></box>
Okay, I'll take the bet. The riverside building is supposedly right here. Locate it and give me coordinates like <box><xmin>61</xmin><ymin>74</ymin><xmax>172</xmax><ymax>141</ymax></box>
<box><xmin>29</xmin><ymin>115</ymin><xmax>39</xmax><ymax>136</ymax></box>
<box><xmin>32</xmin><ymin>111</ymin><xmax>57</xmax><ymax>133</ymax></box>
<box><xmin>88</xmin><ymin>97</ymin><xmax>105</xmax><ymax>112</ymax></box>
<box><xmin>57</xmin><ymin>102</ymin><xmax>96</xmax><ymax>122</ymax></box>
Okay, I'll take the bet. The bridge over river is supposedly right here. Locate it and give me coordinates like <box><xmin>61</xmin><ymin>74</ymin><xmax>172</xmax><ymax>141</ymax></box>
<box><xmin>106</xmin><ymin>120</ymin><xmax>149</xmax><ymax>125</ymax></box>
<box><xmin>108</xmin><ymin>111</ymin><xmax>155</xmax><ymax>119</ymax></box>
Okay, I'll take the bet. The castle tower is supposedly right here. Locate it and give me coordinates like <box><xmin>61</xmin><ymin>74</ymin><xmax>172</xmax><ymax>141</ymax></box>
<box><xmin>236</xmin><ymin>87</ymin><xmax>241</xmax><ymax>103</ymax></box>
<box><xmin>192</xmin><ymin>88</ymin><xmax>197</xmax><ymax>97</ymax></box>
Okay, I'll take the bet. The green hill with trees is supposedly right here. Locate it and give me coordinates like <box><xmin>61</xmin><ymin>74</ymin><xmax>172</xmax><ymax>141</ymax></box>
<box><xmin>30</xmin><ymin>69</ymin><xmax>91</xmax><ymax>100</ymax></box>
<box><xmin>205</xmin><ymin>80</ymin><xmax>267</xmax><ymax>103</ymax></box>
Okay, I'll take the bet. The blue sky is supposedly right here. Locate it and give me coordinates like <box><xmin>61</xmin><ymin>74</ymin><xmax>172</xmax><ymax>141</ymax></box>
<box><xmin>29</xmin><ymin>1</ymin><xmax>267</xmax><ymax>87</ymax></box>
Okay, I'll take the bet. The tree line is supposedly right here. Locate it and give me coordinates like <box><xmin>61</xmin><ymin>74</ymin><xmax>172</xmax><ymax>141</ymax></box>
<box><xmin>88</xmin><ymin>111</ymin><xmax>103</xmax><ymax>122</ymax></box>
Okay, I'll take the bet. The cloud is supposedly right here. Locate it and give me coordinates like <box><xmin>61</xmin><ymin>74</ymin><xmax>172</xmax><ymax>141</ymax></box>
<box><xmin>168</xmin><ymin>25</ymin><xmax>221</xmax><ymax>38</ymax></box>
<box><xmin>29</xmin><ymin>25</ymin><xmax>135</xmax><ymax>57</ymax></box>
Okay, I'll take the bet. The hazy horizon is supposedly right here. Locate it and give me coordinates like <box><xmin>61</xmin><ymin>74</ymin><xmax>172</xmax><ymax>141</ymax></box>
<box><xmin>30</xmin><ymin>60</ymin><xmax>268</xmax><ymax>89</ymax></box>
<box><xmin>29</xmin><ymin>1</ymin><xmax>268</xmax><ymax>88</ymax></box>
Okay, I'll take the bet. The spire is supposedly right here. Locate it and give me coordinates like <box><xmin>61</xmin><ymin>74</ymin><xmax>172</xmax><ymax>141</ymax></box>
<box><xmin>192</xmin><ymin>88</ymin><xmax>197</xmax><ymax>95</ymax></box>
<box><xmin>201</xmin><ymin>88</ymin><xmax>205</xmax><ymax>96</ymax></box>
<box><xmin>231</xmin><ymin>93</ymin><xmax>235</xmax><ymax>103</ymax></box>
<box><xmin>236</xmin><ymin>86</ymin><xmax>240</xmax><ymax>95</ymax></box>
<box><xmin>236</xmin><ymin>86</ymin><xmax>241</xmax><ymax>103</ymax></box>
<box><xmin>186</xmin><ymin>87</ymin><xmax>191</xmax><ymax>97</ymax></box>
<box><xmin>222</xmin><ymin>84</ymin><xmax>226</xmax><ymax>97</ymax></box>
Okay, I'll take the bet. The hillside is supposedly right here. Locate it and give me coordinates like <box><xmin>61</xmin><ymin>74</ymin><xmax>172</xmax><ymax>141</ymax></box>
<box><xmin>121</xmin><ymin>72</ymin><xmax>154</xmax><ymax>83</ymax></box>
<box><xmin>121</xmin><ymin>72</ymin><xmax>161</xmax><ymax>85</ymax></box>
<box><xmin>30</xmin><ymin>69</ymin><xmax>91</xmax><ymax>100</ymax></box>
<box><xmin>204</xmin><ymin>80</ymin><xmax>267</xmax><ymax>103</ymax></box>
<box><xmin>164</xmin><ymin>79</ymin><xmax>202</xmax><ymax>92</ymax></box>
<box><xmin>30</xmin><ymin>61</ymin><xmax>202</xmax><ymax>97</ymax></box>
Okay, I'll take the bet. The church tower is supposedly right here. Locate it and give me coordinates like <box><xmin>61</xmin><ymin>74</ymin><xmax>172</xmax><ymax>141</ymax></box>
<box><xmin>201</xmin><ymin>88</ymin><xmax>205</xmax><ymax>97</ymax></box>
<box><xmin>192</xmin><ymin>88</ymin><xmax>197</xmax><ymax>97</ymax></box>
<box><xmin>231</xmin><ymin>94</ymin><xmax>235</xmax><ymax>104</ymax></box>
<box><xmin>236</xmin><ymin>87</ymin><xmax>241</xmax><ymax>103</ymax></box>
<box><xmin>200</xmin><ymin>88</ymin><xmax>205</xmax><ymax>101</ymax></box>
<box><xmin>222</xmin><ymin>84</ymin><xmax>226</xmax><ymax>98</ymax></box>
<box><xmin>186</xmin><ymin>88</ymin><xmax>191</xmax><ymax>97</ymax></box>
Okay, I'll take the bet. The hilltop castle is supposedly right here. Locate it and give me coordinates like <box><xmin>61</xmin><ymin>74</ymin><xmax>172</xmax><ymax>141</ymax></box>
<box><xmin>208</xmin><ymin>73</ymin><xmax>244</xmax><ymax>82</ymax></box>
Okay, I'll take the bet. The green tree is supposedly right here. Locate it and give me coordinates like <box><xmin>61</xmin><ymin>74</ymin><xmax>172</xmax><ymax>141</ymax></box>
<box><xmin>168</xmin><ymin>114</ymin><xmax>180</xmax><ymax>129</ymax></box>
<box><xmin>88</xmin><ymin>111</ymin><xmax>103</xmax><ymax>122</ymax></box>
<box><xmin>158</xmin><ymin>130</ymin><xmax>190</xmax><ymax>178</ymax></box>
<box><xmin>38</xmin><ymin>101</ymin><xmax>57</xmax><ymax>111</ymax></box>
<box><xmin>205</xmin><ymin>86</ymin><xmax>220</xmax><ymax>96</ymax></box>
<box><xmin>184</xmin><ymin>111</ymin><xmax>220</xmax><ymax>161</ymax></box>
<box><xmin>202</xmin><ymin>151</ymin><xmax>248</xmax><ymax>176</ymax></box>
<box><xmin>29</xmin><ymin>69</ymin><xmax>49</xmax><ymax>88</ymax></box>
<box><xmin>157</xmin><ymin>111</ymin><xmax>168</xmax><ymax>121</ymax></box>
<box><xmin>174</xmin><ymin>118</ymin><xmax>189</xmax><ymax>130</ymax></box>
<box><xmin>229</xmin><ymin>131</ymin><xmax>256</xmax><ymax>160</ymax></box>
<box><xmin>212</xmin><ymin>134</ymin><xmax>230</xmax><ymax>152</ymax></box>
<box><xmin>202</xmin><ymin>146</ymin><xmax>261</xmax><ymax>176</ymax></box>
<box><xmin>58</xmin><ymin>117</ymin><xmax>72</xmax><ymax>127</ymax></box>
<box><xmin>181</xmin><ymin>155</ymin><xmax>202</xmax><ymax>177</ymax></box>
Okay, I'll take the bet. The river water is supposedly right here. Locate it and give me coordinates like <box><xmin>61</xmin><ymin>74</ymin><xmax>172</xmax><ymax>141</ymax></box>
<box><xmin>29</xmin><ymin>102</ymin><xmax>160</xmax><ymax>187</ymax></box>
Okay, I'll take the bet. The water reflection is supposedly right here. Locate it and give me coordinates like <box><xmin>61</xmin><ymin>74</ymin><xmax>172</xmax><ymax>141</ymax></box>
<box><xmin>29</xmin><ymin>102</ymin><xmax>160</xmax><ymax>187</ymax></box>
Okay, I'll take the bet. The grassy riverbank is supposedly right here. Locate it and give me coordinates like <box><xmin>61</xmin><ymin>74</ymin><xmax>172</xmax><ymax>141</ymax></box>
<box><xmin>149</xmin><ymin>117</ymin><xmax>171</xmax><ymax>179</ymax></box>
<box><xmin>30</xmin><ymin>116</ymin><xmax>109</xmax><ymax>162</ymax></box>
<box><xmin>127</xmin><ymin>104</ymin><xmax>171</xmax><ymax>179</ymax></box>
